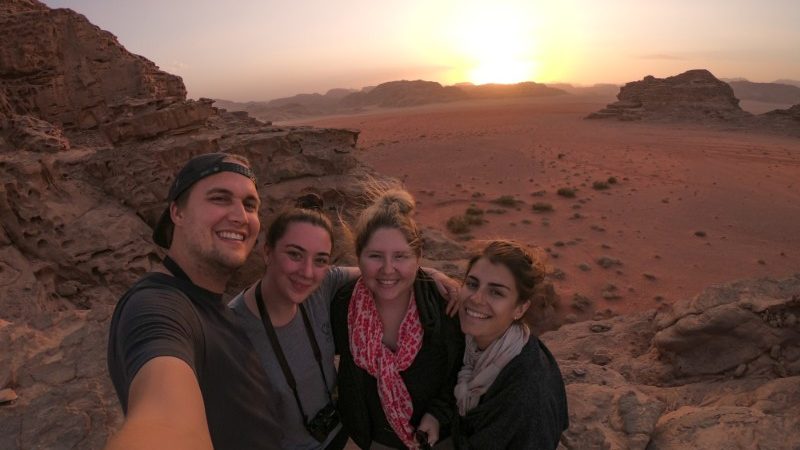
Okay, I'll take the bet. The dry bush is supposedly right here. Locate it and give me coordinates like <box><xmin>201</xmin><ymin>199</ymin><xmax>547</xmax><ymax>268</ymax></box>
<box><xmin>557</xmin><ymin>187</ymin><xmax>577</xmax><ymax>198</ymax></box>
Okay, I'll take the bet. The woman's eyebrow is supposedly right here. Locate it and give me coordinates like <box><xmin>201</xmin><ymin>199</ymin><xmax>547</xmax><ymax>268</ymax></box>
<box><xmin>284</xmin><ymin>243</ymin><xmax>306</xmax><ymax>252</ymax></box>
<box><xmin>487</xmin><ymin>282</ymin><xmax>511</xmax><ymax>291</ymax></box>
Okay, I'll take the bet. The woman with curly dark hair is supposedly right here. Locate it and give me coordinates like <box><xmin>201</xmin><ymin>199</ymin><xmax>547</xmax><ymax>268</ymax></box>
<box><xmin>454</xmin><ymin>240</ymin><xmax>568</xmax><ymax>450</ymax></box>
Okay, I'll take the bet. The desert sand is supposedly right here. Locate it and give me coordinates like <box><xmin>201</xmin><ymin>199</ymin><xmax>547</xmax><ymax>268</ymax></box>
<box><xmin>291</xmin><ymin>96</ymin><xmax>800</xmax><ymax>320</ymax></box>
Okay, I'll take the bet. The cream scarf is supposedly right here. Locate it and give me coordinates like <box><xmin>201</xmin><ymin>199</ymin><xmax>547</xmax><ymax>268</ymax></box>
<box><xmin>454</xmin><ymin>323</ymin><xmax>530</xmax><ymax>416</ymax></box>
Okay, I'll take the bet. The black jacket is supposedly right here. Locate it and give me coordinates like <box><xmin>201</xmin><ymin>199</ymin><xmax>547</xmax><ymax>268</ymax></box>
<box><xmin>454</xmin><ymin>338</ymin><xmax>569</xmax><ymax>450</ymax></box>
<box><xmin>331</xmin><ymin>270</ymin><xmax>464</xmax><ymax>449</ymax></box>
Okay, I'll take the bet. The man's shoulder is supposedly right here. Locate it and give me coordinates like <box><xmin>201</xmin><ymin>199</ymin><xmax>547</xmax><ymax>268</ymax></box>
<box><xmin>111</xmin><ymin>272</ymin><xmax>200</xmax><ymax>328</ymax></box>
<box><xmin>127</xmin><ymin>272</ymin><xmax>184</xmax><ymax>295</ymax></box>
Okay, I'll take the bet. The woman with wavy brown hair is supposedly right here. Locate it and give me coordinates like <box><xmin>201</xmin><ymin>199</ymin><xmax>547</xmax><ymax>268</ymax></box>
<box><xmin>453</xmin><ymin>240</ymin><xmax>568</xmax><ymax>450</ymax></box>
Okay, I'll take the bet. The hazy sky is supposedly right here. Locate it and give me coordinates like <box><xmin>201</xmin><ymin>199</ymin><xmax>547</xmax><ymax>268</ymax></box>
<box><xmin>43</xmin><ymin>0</ymin><xmax>800</xmax><ymax>102</ymax></box>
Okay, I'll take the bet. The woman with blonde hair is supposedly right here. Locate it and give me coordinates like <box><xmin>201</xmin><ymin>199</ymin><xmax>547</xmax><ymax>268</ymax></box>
<box><xmin>454</xmin><ymin>240</ymin><xmax>568</xmax><ymax>449</ymax></box>
<box><xmin>331</xmin><ymin>187</ymin><xmax>463</xmax><ymax>449</ymax></box>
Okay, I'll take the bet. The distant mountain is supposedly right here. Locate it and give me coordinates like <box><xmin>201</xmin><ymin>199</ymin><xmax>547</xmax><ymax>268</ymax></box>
<box><xmin>548</xmin><ymin>83</ymin><xmax>619</xmax><ymax>97</ymax></box>
<box><xmin>772</xmin><ymin>79</ymin><xmax>800</xmax><ymax>88</ymax></box>
<box><xmin>728</xmin><ymin>80</ymin><xmax>800</xmax><ymax>104</ymax></box>
<box><xmin>215</xmin><ymin>79</ymin><xmax>569</xmax><ymax>121</ymax></box>
<box><xmin>457</xmin><ymin>81</ymin><xmax>565</xmax><ymax>99</ymax></box>
<box><xmin>266</xmin><ymin>88</ymin><xmax>356</xmax><ymax>108</ymax></box>
<box><xmin>339</xmin><ymin>80</ymin><xmax>468</xmax><ymax>107</ymax></box>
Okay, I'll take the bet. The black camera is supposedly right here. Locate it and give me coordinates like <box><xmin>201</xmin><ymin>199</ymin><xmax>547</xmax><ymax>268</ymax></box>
<box><xmin>415</xmin><ymin>430</ymin><xmax>432</xmax><ymax>450</ymax></box>
<box><xmin>306</xmin><ymin>402</ymin><xmax>340</xmax><ymax>443</ymax></box>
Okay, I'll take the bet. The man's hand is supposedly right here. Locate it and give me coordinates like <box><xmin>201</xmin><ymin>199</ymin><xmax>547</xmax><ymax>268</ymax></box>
<box><xmin>105</xmin><ymin>357</ymin><xmax>212</xmax><ymax>450</ymax></box>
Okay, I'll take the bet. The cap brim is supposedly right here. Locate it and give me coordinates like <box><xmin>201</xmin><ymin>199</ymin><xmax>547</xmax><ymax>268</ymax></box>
<box><xmin>152</xmin><ymin>206</ymin><xmax>174</xmax><ymax>248</ymax></box>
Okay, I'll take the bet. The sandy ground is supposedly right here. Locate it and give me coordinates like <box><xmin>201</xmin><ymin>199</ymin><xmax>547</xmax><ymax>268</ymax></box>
<box><xmin>285</xmin><ymin>96</ymin><xmax>800</xmax><ymax>319</ymax></box>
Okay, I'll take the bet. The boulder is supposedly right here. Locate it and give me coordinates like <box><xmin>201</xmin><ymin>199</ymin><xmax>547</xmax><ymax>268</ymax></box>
<box><xmin>545</xmin><ymin>274</ymin><xmax>800</xmax><ymax>449</ymax></box>
<box><xmin>653</xmin><ymin>276</ymin><xmax>800</xmax><ymax>376</ymax></box>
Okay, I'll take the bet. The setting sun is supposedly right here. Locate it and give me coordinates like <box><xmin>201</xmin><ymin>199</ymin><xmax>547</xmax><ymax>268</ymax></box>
<box><xmin>444</xmin><ymin>2</ymin><xmax>540</xmax><ymax>84</ymax></box>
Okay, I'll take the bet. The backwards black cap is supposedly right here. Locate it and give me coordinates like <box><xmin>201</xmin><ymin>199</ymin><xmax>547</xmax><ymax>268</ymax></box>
<box><xmin>152</xmin><ymin>152</ymin><xmax>258</xmax><ymax>248</ymax></box>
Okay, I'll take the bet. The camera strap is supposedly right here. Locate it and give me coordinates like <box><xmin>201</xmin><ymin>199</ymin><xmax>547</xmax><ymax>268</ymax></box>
<box><xmin>163</xmin><ymin>256</ymin><xmax>191</xmax><ymax>282</ymax></box>
<box><xmin>254</xmin><ymin>280</ymin><xmax>333</xmax><ymax>423</ymax></box>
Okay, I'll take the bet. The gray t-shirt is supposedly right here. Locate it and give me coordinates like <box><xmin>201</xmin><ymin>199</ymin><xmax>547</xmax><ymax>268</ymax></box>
<box><xmin>229</xmin><ymin>267</ymin><xmax>351</xmax><ymax>450</ymax></box>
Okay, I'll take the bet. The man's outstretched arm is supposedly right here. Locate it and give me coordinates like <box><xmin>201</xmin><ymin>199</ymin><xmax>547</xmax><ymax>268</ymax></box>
<box><xmin>105</xmin><ymin>356</ymin><xmax>212</xmax><ymax>450</ymax></box>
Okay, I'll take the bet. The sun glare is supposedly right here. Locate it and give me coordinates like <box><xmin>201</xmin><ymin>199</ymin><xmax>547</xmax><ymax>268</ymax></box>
<box><xmin>470</xmin><ymin>59</ymin><xmax>537</xmax><ymax>85</ymax></box>
<box><xmin>446</xmin><ymin>2</ymin><xmax>540</xmax><ymax>85</ymax></box>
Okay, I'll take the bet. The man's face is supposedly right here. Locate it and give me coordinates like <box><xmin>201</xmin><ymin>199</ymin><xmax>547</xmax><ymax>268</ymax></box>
<box><xmin>171</xmin><ymin>171</ymin><xmax>260</xmax><ymax>273</ymax></box>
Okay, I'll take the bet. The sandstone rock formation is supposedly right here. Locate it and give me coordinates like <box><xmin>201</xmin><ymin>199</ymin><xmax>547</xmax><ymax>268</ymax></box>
<box><xmin>0</xmin><ymin>0</ymin><xmax>185</xmax><ymax>130</ymax></box>
<box><xmin>586</xmin><ymin>69</ymin><xmax>749</xmax><ymax>121</ymax></box>
<box><xmin>549</xmin><ymin>274</ymin><xmax>800</xmax><ymax>449</ymax></box>
<box><xmin>761</xmin><ymin>103</ymin><xmax>800</xmax><ymax>127</ymax></box>
<box><xmin>587</xmin><ymin>70</ymin><xmax>800</xmax><ymax>136</ymax></box>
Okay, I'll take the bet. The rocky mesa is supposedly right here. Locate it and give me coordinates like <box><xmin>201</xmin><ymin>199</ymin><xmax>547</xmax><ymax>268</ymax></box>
<box><xmin>587</xmin><ymin>69</ymin><xmax>800</xmax><ymax>136</ymax></box>
<box><xmin>586</xmin><ymin>69</ymin><xmax>748</xmax><ymax>121</ymax></box>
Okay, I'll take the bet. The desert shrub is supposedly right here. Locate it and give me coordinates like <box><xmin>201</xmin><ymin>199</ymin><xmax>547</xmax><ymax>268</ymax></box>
<box><xmin>491</xmin><ymin>195</ymin><xmax>518</xmax><ymax>207</ymax></box>
<box><xmin>446</xmin><ymin>206</ymin><xmax>488</xmax><ymax>234</ymax></box>
<box><xmin>465</xmin><ymin>206</ymin><xmax>484</xmax><ymax>216</ymax></box>
<box><xmin>464</xmin><ymin>207</ymin><xmax>484</xmax><ymax>225</ymax></box>
<box><xmin>592</xmin><ymin>181</ymin><xmax>609</xmax><ymax>190</ymax></box>
<box><xmin>532</xmin><ymin>202</ymin><xmax>554</xmax><ymax>212</ymax></box>
<box><xmin>571</xmin><ymin>294</ymin><xmax>593</xmax><ymax>312</ymax></box>
<box><xmin>557</xmin><ymin>187</ymin><xmax>576</xmax><ymax>198</ymax></box>
<box><xmin>607</xmin><ymin>176</ymin><xmax>618</xmax><ymax>184</ymax></box>
<box><xmin>446</xmin><ymin>215</ymin><xmax>471</xmax><ymax>234</ymax></box>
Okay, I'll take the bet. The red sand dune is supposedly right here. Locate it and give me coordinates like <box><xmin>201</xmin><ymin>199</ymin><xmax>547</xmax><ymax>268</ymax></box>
<box><xmin>291</xmin><ymin>96</ymin><xmax>800</xmax><ymax>319</ymax></box>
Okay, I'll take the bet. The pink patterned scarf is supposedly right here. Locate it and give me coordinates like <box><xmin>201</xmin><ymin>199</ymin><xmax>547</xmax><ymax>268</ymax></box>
<box><xmin>348</xmin><ymin>278</ymin><xmax>423</xmax><ymax>448</ymax></box>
